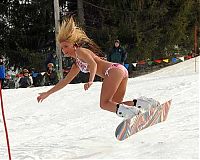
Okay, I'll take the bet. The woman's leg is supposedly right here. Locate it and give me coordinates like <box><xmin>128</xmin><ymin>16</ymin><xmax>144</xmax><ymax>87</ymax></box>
<box><xmin>111</xmin><ymin>77</ymin><xmax>127</xmax><ymax>103</ymax></box>
<box><xmin>100</xmin><ymin>68</ymin><xmax>126</xmax><ymax>113</ymax></box>
<box><xmin>112</xmin><ymin>78</ymin><xmax>135</xmax><ymax>106</ymax></box>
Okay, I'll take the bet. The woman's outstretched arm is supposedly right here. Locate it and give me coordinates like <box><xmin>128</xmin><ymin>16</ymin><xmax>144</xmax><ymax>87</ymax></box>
<box><xmin>37</xmin><ymin>63</ymin><xmax>80</xmax><ymax>102</ymax></box>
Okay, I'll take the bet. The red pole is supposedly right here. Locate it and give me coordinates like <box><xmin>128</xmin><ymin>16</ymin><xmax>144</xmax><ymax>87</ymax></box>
<box><xmin>0</xmin><ymin>81</ymin><xmax>12</xmax><ymax>160</ymax></box>
<box><xmin>194</xmin><ymin>25</ymin><xmax>197</xmax><ymax>56</ymax></box>
<box><xmin>194</xmin><ymin>24</ymin><xmax>199</xmax><ymax>72</ymax></box>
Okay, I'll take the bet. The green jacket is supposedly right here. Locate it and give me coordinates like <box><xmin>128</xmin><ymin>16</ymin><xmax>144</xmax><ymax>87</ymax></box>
<box><xmin>108</xmin><ymin>46</ymin><xmax>127</xmax><ymax>64</ymax></box>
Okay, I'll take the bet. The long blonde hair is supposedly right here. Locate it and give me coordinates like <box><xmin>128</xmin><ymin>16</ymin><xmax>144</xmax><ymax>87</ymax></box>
<box><xmin>57</xmin><ymin>16</ymin><xmax>102</xmax><ymax>56</ymax></box>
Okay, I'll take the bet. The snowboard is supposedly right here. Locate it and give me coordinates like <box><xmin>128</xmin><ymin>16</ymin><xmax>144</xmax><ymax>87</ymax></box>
<box><xmin>115</xmin><ymin>100</ymin><xmax>172</xmax><ymax>141</ymax></box>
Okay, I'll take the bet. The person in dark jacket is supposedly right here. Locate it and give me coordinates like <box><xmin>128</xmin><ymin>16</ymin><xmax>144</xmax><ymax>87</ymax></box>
<box><xmin>45</xmin><ymin>50</ymin><xmax>57</xmax><ymax>70</ymax></box>
<box><xmin>107</xmin><ymin>40</ymin><xmax>127</xmax><ymax>65</ymax></box>
<box><xmin>17</xmin><ymin>69</ymin><xmax>33</xmax><ymax>88</ymax></box>
<box><xmin>0</xmin><ymin>55</ymin><xmax>6</xmax><ymax>88</ymax></box>
<box><xmin>43</xmin><ymin>63</ymin><xmax>58</xmax><ymax>86</ymax></box>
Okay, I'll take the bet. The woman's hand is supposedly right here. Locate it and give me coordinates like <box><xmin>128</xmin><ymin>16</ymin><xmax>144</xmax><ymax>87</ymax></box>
<box><xmin>84</xmin><ymin>81</ymin><xmax>93</xmax><ymax>91</ymax></box>
<box><xmin>37</xmin><ymin>92</ymin><xmax>50</xmax><ymax>103</ymax></box>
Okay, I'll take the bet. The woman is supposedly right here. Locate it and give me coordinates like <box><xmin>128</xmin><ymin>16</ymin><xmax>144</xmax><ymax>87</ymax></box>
<box><xmin>37</xmin><ymin>17</ymin><xmax>159</xmax><ymax>119</ymax></box>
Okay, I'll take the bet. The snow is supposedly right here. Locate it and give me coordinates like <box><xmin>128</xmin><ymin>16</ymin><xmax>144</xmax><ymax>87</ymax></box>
<box><xmin>0</xmin><ymin>57</ymin><xmax>199</xmax><ymax>160</ymax></box>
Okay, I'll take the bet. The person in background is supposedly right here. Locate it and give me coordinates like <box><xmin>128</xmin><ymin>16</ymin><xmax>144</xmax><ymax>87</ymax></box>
<box><xmin>5</xmin><ymin>66</ymin><xmax>16</xmax><ymax>89</ymax></box>
<box><xmin>45</xmin><ymin>48</ymin><xmax>57</xmax><ymax>70</ymax></box>
<box><xmin>0</xmin><ymin>55</ymin><xmax>6</xmax><ymax>88</ymax></box>
<box><xmin>16</xmin><ymin>68</ymin><xmax>33</xmax><ymax>88</ymax></box>
<box><xmin>43</xmin><ymin>63</ymin><xmax>58</xmax><ymax>86</ymax></box>
<box><xmin>107</xmin><ymin>40</ymin><xmax>127</xmax><ymax>65</ymax></box>
<box><xmin>31</xmin><ymin>68</ymin><xmax>43</xmax><ymax>87</ymax></box>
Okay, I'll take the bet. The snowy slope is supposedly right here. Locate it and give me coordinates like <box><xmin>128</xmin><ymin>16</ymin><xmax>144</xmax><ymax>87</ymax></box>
<box><xmin>0</xmin><ymin>57</ymin><xmax>199</xmax><ymax>160</ymax></box>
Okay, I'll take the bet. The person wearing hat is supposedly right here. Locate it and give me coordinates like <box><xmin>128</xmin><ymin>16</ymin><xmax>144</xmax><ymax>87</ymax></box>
<box><xmin>43</xmin><ymin>63</ymin><xmax>59</xmax><ymax>86</ymax></box>
<box><xmin>16</xmin><ymin>68</ymin><xmax>33</xmax><ymax>88</ymax></box>
<box><xmin>0</xmin><ymin>55</ymin><xmax>6</xmax><ymax>88</ymax></box>
<box><xmin>107</xmin><ymin>40</ymin><xmax>127</xmax><ymax>65</ymax></box>
<box><xmin>45</xmin><ymin>49</ymin><xmax>57</xmax><ymax>70</ymax></box>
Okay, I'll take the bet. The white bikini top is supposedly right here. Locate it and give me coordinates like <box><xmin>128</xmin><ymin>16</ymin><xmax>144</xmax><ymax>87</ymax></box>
<box><xmin>75</xmin><ymin>48</ymin><xmax>90</xmax><ymax>74</ymax></box>
<box><xmin>76</xmin><ymin>57</ymin><xmax>89</xmax><ymax>73</ymax></box>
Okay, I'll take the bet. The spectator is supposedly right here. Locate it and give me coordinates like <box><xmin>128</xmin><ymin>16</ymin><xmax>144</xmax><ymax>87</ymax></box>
<box><xmin>31</xmin><ymin>68</ymin><xmax>43</xmax><ymax>87</ymax></box>
<box><xmin>16</xmin><ymin>68</ymin><xmax>33</xmax><ymax>88</ymax></box>
<box><xmin>43</xmin><ymin>63</ymin><xmax>58</xmax><ymax>86</ymax></box>
<box><xmin>107</xmin><ymin>40</ymin><xmax>127</xmax><ymax>65</ymax></box>
<box><xmin>0</xmin><ymin>55</ymin><xmax>6</xmax><ymax>88</ymax></box>
<box><xmin>5</xmin><ymin>66</ymin><xmax>16</xmax><ymax>89</ymax></box>
<box><xmin>45</xmin><ymin>48</ymin><xmax>57</xmax><ymax>70</ymax></box>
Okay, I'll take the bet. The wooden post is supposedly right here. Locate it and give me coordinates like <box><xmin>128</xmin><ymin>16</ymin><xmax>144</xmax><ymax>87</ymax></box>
<box><xmin>77</xmin><ymin>0</ymin><xmax>85</xmax><ymax>26</ymax></box>
<box><xmin>54</xmin><ymin>0</ymin><xmax>63</xmax><ymax>80</ymax></box>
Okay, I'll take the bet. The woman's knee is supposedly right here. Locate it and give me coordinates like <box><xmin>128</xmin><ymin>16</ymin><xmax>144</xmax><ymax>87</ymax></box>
<box><xmin>100</xmin><ymin>99</ymin><xmax>115</xmax><ymax>110</ymax></box>
<box><xmin>100</xmin><ymin>100</ymin><xmax>107</xmax><ymax>110</ymax></box>
<box><xmin>112</xmin><ymin>97</ymin><xmax>123</xmax><ymax>103</ymax></box>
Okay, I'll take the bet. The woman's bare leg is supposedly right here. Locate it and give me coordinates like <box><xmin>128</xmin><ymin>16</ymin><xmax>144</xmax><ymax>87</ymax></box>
<box><xmin>111</xmin><ymin>77</ymin><xmax>127</xmax><ymax>103</ymax></box>
<box><xmin>112</xmin><ymin>78</ymin><xmax>134</xmax><ymax>106</ymax></box>
<box><xmin>100</xmin><ymin>68</ymin><xmax>127</xmax><ymax>112</ymax></box>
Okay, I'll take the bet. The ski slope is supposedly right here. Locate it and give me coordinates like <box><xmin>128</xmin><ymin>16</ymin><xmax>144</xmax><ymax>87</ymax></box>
<box><xmin>0</xmin><ymin>57</ymin><xmax>199</xmax><ymax>160</ymax></box>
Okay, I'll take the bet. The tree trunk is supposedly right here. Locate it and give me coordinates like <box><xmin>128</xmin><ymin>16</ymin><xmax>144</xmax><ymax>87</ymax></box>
<box><xmin>77</xmin><ymin>0</ymin><xmax>85</xmax><ymax>26</ymax></box>
<box><xmin>54</xmin><ymin>0</ymin><xmax>63</xmax><ymax>80</ymax></box>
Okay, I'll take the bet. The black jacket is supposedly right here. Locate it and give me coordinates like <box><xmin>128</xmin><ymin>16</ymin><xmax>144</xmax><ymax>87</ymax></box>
<box><xmin>107</xmin><ymin>46</ymin><xmax>127</xmax><ymax>64</ymax></box>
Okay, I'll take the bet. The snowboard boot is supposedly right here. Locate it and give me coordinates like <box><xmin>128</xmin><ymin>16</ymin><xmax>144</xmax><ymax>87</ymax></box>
<box><xmin>133</xmin><ymin>96</ymin><xmax>161</xmax><ymax>112</ymax></box>
<box><xmin>116</xmin><ymin>103</ymin><xmax>141</xmax><ymax>119</ymax></box>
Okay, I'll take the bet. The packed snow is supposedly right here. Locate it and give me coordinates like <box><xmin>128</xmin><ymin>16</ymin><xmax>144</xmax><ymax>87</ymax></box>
<box><xmin>0</xmin><ymin>57</ymin><xmax>199</xmax><ymax>160</ymax></box>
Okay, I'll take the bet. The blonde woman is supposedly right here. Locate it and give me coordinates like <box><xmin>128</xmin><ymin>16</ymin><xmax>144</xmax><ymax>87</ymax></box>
<box><xmin>37</xmin><ymin>17</ymin><xmax>160</xmax><ymax>119</ymax></box>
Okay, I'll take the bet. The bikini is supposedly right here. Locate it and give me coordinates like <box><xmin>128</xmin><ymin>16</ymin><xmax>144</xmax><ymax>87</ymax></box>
<box><xmin>104</xmin><ymin>63</ymin><xmax>128</xmax><ymax>78</ymax></box>
<box><xmin>75</xmin><ymin>52</ymin><xmax>128</xmax><ymax>78</ymax></box>
<box><xmin>76</xmin><ymin>57</ymin><xmax>89</xmax><ymax>73</ymax></box>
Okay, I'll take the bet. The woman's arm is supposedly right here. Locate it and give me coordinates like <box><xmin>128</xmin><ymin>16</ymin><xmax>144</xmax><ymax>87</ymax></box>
<box><xmin>37</xmin><ymin>63</ymin><xmax>80</xmax><ymax>102</ymax></box>
<box><xmin>47</xmin><ymin>64</ymin><xmax>80</xmax><ymax>94</ymax></box>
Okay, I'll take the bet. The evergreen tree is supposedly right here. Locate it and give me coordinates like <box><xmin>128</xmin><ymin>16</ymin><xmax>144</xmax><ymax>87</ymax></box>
<box><xmin>0</xmin><ymin>0</ymin><xmax>199</xmax><ymax>70</ymax></box>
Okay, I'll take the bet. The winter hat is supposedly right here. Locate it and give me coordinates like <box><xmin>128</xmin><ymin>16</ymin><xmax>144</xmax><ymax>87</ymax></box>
<box><xmin>47</xmin><ymin>63</ymin><xmax>54</xmax><ymax>68</ymax></box>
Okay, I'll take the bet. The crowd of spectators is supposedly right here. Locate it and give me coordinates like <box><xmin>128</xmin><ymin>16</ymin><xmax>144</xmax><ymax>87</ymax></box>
<box><xmin>2</xmin><ymin>62</ymin><xmax>59</xmax><ymax>89</ymax></box>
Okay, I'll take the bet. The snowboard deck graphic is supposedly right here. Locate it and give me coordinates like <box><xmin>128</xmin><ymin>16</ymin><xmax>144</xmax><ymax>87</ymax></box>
<box><xmin>115</xmin><ymin>100</ymin><xmax>172</xmax><ymax>141</ymax></box>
